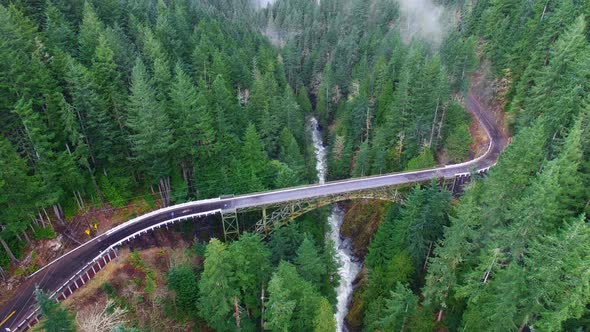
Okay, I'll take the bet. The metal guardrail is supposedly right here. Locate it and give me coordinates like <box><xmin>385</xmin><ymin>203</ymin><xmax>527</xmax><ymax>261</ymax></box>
<box><xmin>13</xmin><ymin>210</ymin><xmax>221</xmax><ymax>331</ymax></box>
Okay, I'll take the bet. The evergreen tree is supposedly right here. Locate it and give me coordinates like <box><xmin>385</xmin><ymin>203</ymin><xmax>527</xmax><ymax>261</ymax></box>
<box><xmin>91</xmin><ymin>32</ymin><xmax>127</xmax><ymax>155</ymax></box>
<box><xmin>44</xmin><ymin>0</ymin><xmax>76</xmax><ymax>52</ymax></box>
<box><xmin>278</xmin><ymin>128</ymin><xmax>305</xmax><ymax>178</ymax></box>
<box><xmin>321</xmin><ymin>239</ymin><xmax>340</xmax><ymax>304</ymax></box>
<box><xmin>268</xmin><ymin>223</ymin><xmax>305</xmax><ymax>264</ymax></box>
<box><xmin>229</xmin><ymin>233</ymin><xmax>271</xmax><ymax>320</ymax></box>
<box><xmin>294</xmin><ymin>236</ymin><xmax>324</xmax><ymax>287</ymax></box>
<box><xmin>525</xmin><ymin>216</ymin><xmax>590</xmax><ymax>330</ymax></box>
<box><xmin>126</xmin><ymin>58</ymin><xmax>173</xmax><ymax>204</ymax></box>
<box><xmin>264</xmin><ymin>262</ymin><xmax>322</xmax><ymax>332</ymax></box>
<box><xmin>65</xmin><ymin>57</ymin><xmax>114</xmax><ymax>168</ymax></box>
<box><xmin>35</xmin><ymin>288</ymin><xmax>76</xmax><ymax>332</ymax></box>
<box><xmin>521</xmin><ymin>16</ymin><xmax>590</xmax><ymax>138</ymax></box>
<box><xmin>169</xmin><ymin>63</ymin><xmax>201</xmax><ymax>187</ymax></box>
<box><xmin>266</xmin><ymin>271</ymin><xmax>296</xmax><ymax>332</ymax></box>
<box><xmin>78</xmin><ymin>2</ymin><xmax>103</xmax><ymax>64</ymax></box>
<box><xmin>273</xmin><ymin>161</ymin><xmax>300</xmax><ymax>188</ymax></box>
<box><xmin>198</xmin><ymin>239</ymin><xmax>235</xmax><ymax>331</ymax></box>
<box><xmin>166</xmin><ymin>264</ymin><xmax>198</xmax><ymax>316</ymax></box>
<box><xmin>313</xmin><ymin>298</ymin><xmax>336</xmax><ymax>332</ymax></box>
<box><xmin>239</xmin><ymin>123</ymin><xmax>270</xmax><ymax>193</ymax></box>
<box><xmin>0</xmin><ymin>138</ymin><xmax>40</xmax><ymax>263</ymax></box>
<box><xmin>296</xmin><ymin>86</ymin><xmax>312</xmax><ymax>114</ymax></box>
<box><xmin>370</xmin><ymin>283</ymin><xmax>418</xmax><ymax>332</ymax></box>
<box><xmin>352</xmin><ymin>140</ymin><xmax>371</xmax><ymax>177</ymax></box>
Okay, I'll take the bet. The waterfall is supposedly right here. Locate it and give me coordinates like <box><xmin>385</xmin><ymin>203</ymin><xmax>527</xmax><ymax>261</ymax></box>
<box><xmin>310</xmin><ymin>118</ymin><xmax>362</xmax><ymax>332</ymax></box>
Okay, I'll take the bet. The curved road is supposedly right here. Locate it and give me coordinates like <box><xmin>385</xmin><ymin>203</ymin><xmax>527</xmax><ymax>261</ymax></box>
<box><xmin>0</xmin><ymin>94</ymin><xmax>506</xmax><ymax>331</ymax></box>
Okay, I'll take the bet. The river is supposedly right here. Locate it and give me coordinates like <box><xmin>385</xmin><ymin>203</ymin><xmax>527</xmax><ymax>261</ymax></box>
<box><xmin>310</xmin><ymin>118</ymin><xmax>362</xmax><ymax>332</ymax></box>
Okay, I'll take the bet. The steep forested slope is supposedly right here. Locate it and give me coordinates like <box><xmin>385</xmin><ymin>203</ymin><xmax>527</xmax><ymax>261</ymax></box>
<box><xmin>2</xmin><ymin>0</ymin><xmax>590</xmax><ymax>331</ymax></box>
<box><xmin>259</xmin><ymin>0</ymin><xmax>590</xmax><ymax>331</ymax></box>
<box><xmin>0</xmin><ymin>0</ymin><xmax>312</xmax><ymax>269</ymax></box>
<box><xmin>419</xmin><ymin>2</ymin><xmax>590</xmax><ymax>331</ymax></box>
<box><xmin>263</xmin><ymin>0</ymin><xmax>477</xmax><ymax>178</ymax></box>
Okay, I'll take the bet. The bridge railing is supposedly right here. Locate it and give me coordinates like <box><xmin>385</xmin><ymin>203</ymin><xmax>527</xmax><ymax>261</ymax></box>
<box><xmin>226</xmin><ymin>144</ymin><xmax>494</xmax><ymax>205</ymax></box>
<box><xmin>13</xmin><ymin>210</ymin><xmax>221</xmax><ymax>332</ymax></box>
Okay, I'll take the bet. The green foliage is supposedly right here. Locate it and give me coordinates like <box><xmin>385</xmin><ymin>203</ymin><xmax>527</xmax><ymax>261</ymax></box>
<box><xmin>198</xmin><ymin>239</ymin><xmax>234</xmax><ymax>331</ymax></box>
<box><xmin>101</xmin><ymin>282</ymin><xmax>117</xmax><ymax>297</ymax></box>
<box><xmin>35</xmin><ymin>288</ymin><xmax>76</xmax><ymax>332</ymax></box>
<box><xmin>363</xmin><ymin>184</ymin><xmax>451</xmax><ymax>327</ymax></box>
<box><xmin>313</xmin><ymin>297</ymin><xmax>336</xmax><ymax>332</ymax></box>
<box><xmin>32</xmin><ymin>225</ymin><xmax>57</xmax><ymax>240</ymax></box>
<box><xmin>294</xmin><ymin>236</ymin><xmax>324</xmax><ymax>288</ymax></box>
<box><xmin>1</xmin><ymin>0</ymin><xmax>309</xmax><ymax>261</ymax></box>
<box><xmin>192</xmin><ymin>239</ymin><xmax>207</xmax><ymax>258</ymax></box>
<box><xmin>367</xmin><ymin>283</ymin><xmax>417</xmax><ymax>332</ymax></box>
<box><xmin>405</xmin><ymin>149</ymin><xmax>436</xmax><ymax>171</ymax></box>
<box><xmin>13</xmin><ymin>263</ymin><xmax>37</xmax><ymax>277</ymax></box>
<box><xmin>98</xmin><ymin>175</ymin><xmax>127</xmax><ymax>208</ymax></box>
<box><xmin>4</xmin><ymin>1</ymin><xmax>590</xmax><ymax>330</ymax></box>
<box><xmin>166</xmin><ymin>264</ymin><xmax>198</xmax><ymax>316</ymax></box>
<box><xmin>228</xmin><ymin>233</ymin><xmax>271</xmax><ymax>320</ymax></box>
<box><xmin>238</xmin><ymin>123</ymin><xmax>270</xmax><ymax>193</ymax></box>
<box><xmin>321</xmin><ymin>239</ymin><xmax>340</xmax><ymax>305</ymax></box>
<box><xmin>126</xmin><ymin>58</ymin><xmax>173</xmax><ymax>183</ymax></box>
<box><xmin>268</xmin><ymin>223</ymin><xmax>305</xmax><ymax>265</ymax></box>
<box><xmin>143</xmin><ymin>194</ymin><xmax>156</xmax><ymax>209</ymax></box>
<box><xmin>443</xmin><ymin>103</ymin><xmax>473</xmax><ymax>162</ymax></box>
<box><xmin>417</xmin><ymin>5</ymin><xmax>590</xmax><ymax>329</ymax></box>
<box><xmin>265</xmin><ymin>261</ymin><xmax>325</xmax><ymax>331</ymax></box>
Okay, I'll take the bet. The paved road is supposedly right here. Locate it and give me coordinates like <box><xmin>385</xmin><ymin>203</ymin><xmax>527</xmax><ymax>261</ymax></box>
<box><xmin>0</xmin><ymin>94</ymin><xmax>506</xmax><ymax>331</ymax></box>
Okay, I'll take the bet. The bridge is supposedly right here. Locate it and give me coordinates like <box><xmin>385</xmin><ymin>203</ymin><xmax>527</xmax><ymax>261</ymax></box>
<box><xmin>0</xmin><ymin>94</ymin><xmax>506</xmax><ymax>331</ymax></box>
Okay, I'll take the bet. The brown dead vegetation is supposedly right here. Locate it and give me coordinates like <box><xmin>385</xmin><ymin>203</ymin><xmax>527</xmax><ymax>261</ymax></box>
<box><xmin>340</xmin><ymin>200</ymin><xmax>389</xmax><ymax>260</ymax></box>
<box><xmin>63</xmin><ymin>235</ymin><xmax>197</xmax><ymax>331</ymax></box>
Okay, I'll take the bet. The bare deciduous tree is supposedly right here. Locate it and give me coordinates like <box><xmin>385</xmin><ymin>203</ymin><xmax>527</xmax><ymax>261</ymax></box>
<box><xmin>76</xmin><ymin>299</ymin><xmax>128</xmax><ymax>332</ymax></box>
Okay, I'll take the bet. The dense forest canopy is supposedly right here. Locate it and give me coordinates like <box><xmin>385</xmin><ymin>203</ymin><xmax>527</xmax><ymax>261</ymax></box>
<box><xmin>0</xmin><ymin>0</ymin><xmax>473</xmax><ymax>269</ymax></box>
<box><xmin>1</xmin><ymin>0</ymin><xmax>590</xmax><ymax>331</ymax></box>
<box><xmin>0</xmin><ymin>0</ymin><xmax>315</xmax><ymax>267</ymax></box>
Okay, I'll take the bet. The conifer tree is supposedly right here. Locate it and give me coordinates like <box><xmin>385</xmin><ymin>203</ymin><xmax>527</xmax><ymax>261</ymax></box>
<box><xmin>372</xmin><ymin>283</ymin><xmax>418</xmax><ymax>332</ymax></box>
<box><xmin>525</xmin><ymin>216</ymin><xmax>590</xmax><ymax>330</ymax></box>
<box><xmin>313</xmin><ymin>298</ymin><xmax>336</xmax><ymax>332</ymax></box>
<box><xmin>166</xmin><ymin>264</ymin><xmax>198</xmax><ymax>316</ymax></box>
<box><xmin>522</xmin><ymin>16</ymin><xmax>590</xmax><ymax>137</ymax></box>
<box><xmin>240</xmin><ymin>123</ymin><xmax>270</xmax><ymax>193</ymax></box>
<box><xmin>266</xmin><ymin>272</ymin><xmax>295</xmax><ymax>332</ymax></box>
<box><xmin>229</xmin><ymin>233</ymin><xmax>271</xmax><ymax>320</ymax></box>
<box><xmin>278</xmin><ymin>128</ymin><xmax>305</xmax><ymax>179</ymax></box>
<box><xmin>169</xmin><ymin>63</ymin><xmax>200</xmax><ymax>186</ymax></box>
<box><xmin>0</xmin><ymin>138</ymin><xmax>39</xmax><ymax>263</ymax></box>
<box><xmin>265</xmin><ymin>262</ymin><xmax>322</xmax><ymax>331</ymax></box>
<box><xmin>44</xmin><ymin>0</ymin><xmax>76</xmax><ymax>52</ymax></box>
<box><xmin>126</xmin><ymin>58</ymin><xmax>173</xmax><ymax>205</ymax></box>
<box><xmin>91</xmin><ymin>33</ymin><xmax>127</xmax><ymax>144</ymax></box>
<box><xmin>268</xmin><ymin>223</ymin><xmax>305</xmax><ymax>264</ymax></box>
<box><xmin>198</xmin><ymin>239</ymin><xmax>235</xmax><ymax>331</ymax></box>
<box><xmin>295</xmin><ymin>236</ymin><xmax>324</xmax><ymax>287</ymax></box>
<box><xmin>65</xmin><ymin>58</ymin><xmax>113</xmax><ymax>168</ymax></box>
<box><xmin>78</xmin><ymin>2</ymin><xmax>103</xmax><ymax>64</ymax></box>
<box><xmin>36</xmin><ymin>288</ymin><xmax>76</xmax><ymax>332</ymax></box>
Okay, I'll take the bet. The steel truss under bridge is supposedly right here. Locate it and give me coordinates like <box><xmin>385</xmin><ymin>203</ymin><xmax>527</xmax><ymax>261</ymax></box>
<box><xmin>251</xmin><ymin>187</ymin><xmax>403</xmax><ymax>238</ymax></box>
<box><xmin>220</xmin><ymin>174</ymin><xmax>480</xmax><ymax>241</ymax></box>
